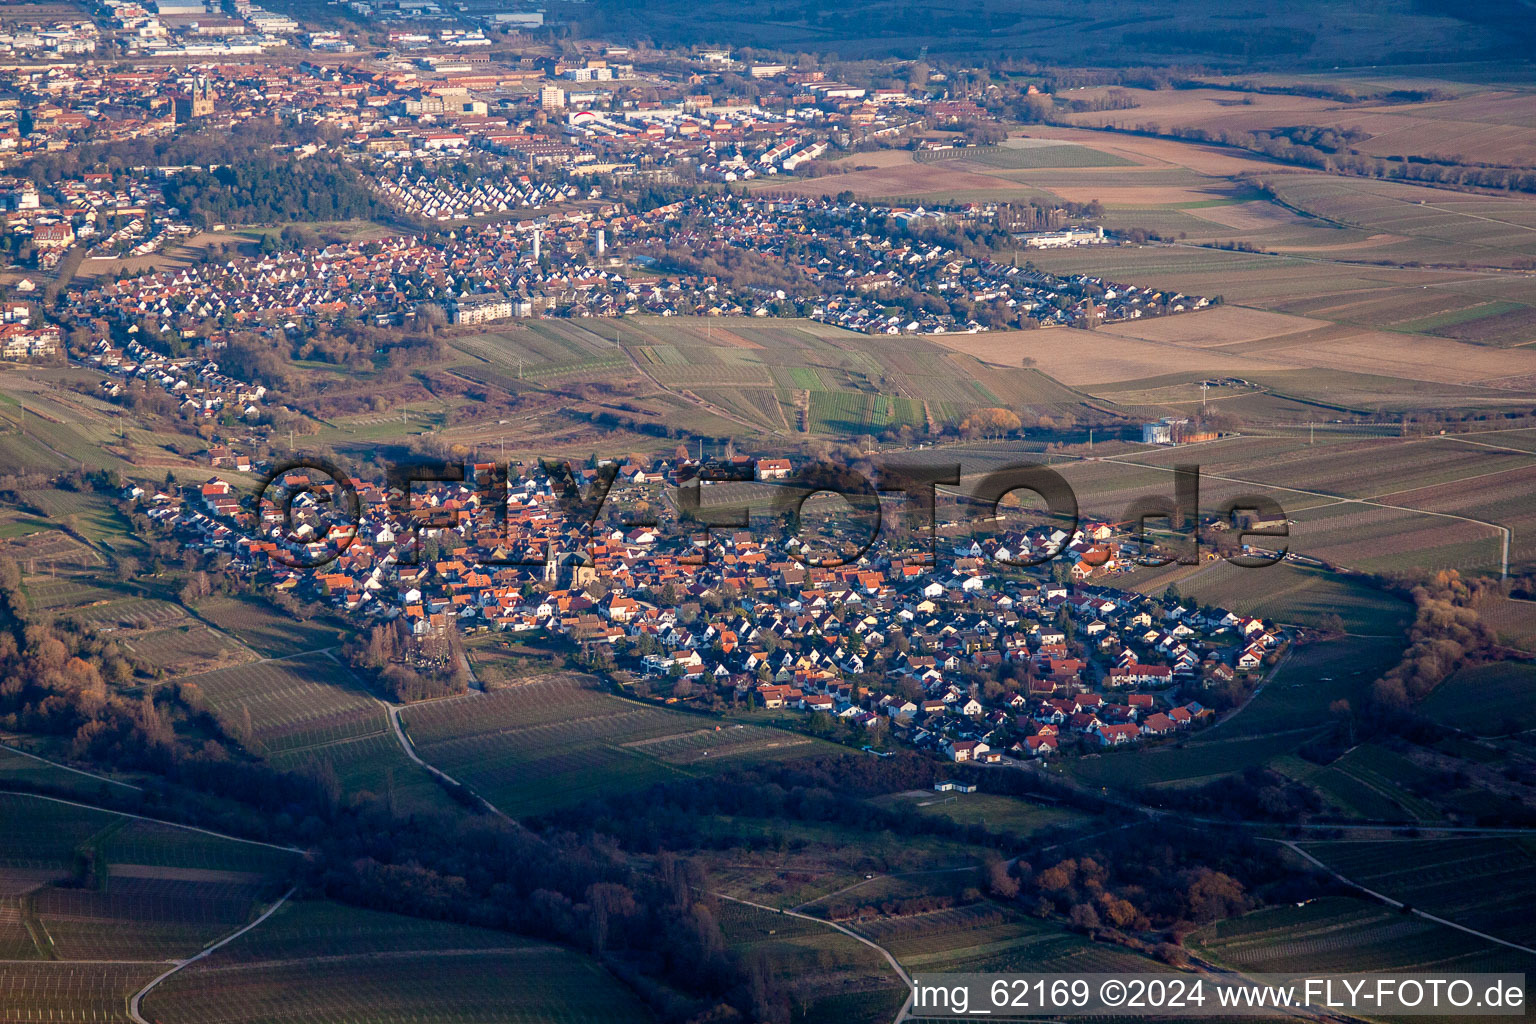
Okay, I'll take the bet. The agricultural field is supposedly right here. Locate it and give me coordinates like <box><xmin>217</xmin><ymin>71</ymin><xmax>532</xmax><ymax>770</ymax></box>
<box><xmin>0</xmin><ymin>745</ymin><xmax>140</xmax><ymax>801</ymax></box>
<box><xmin>1468</xmin><ymin>594</ymin><xmax>1536</xmax><ymax>653</ymax></box>
<box><xmin>118</xmin><ymin>623</ymin><xmax>255</xmax><ymax>676</ymax></box>
<box><xmin>0</xmin><ymin>792</ymin><xmax>300</xmax><ymax>1023</ymax></box>
<box><xmin>1133</xmin><ymin>560</ymin><xmax>1413</xmax><ymax>635</ymax></box>
<box><xmin>0</xmin><ymin>962</ymin><xmax>162</xmax><ymax>1024</ymax></box>
<box><xmin>177</xmin><ymin>656</ymin><xmax>454</xmax><ymax>814</ymax></box>
<box><xmin>144</xmin><ymin>898</ymin><xmax>655</xmax><ymax>1024</ymax></box>
<box><xmin>1024</xmin><ymin>239</ymin><xmax>1536</xmax><ymax>355</ymax></box>
<box><xmin>716</xmin><ymin>899</ymin><xmax>904</xmax><ymax>1024</ymax></box>
<box><xmin>1062</xmin><ymin>83</ymin><xmax>1536</xmax><ymax>168</ymax></box>
<box><xmin>192</xmin><ymin>595</ymin><xmax>347</xmax><ymax>659</ymax></box>
<box><xmin>1266</xmin><ymin>175</ymin><xmax>1536</xmax><ymax>272</ymax></box>
<box><xmin>700</xmin><ymin>819</ymin><xmax>985</xmax><ymax>912</ymax></box>
<box><xmin>399</xmin><ymin>673</ymin><xmax>829</xmax><ymax>817</ymax></box>
<box><xmin>1297</xmin><ymin>838</ymin><xmax>1536</xmax><ymax>949</ymax></box>
<box><xmin>869</xmin><ymin>790</ymin><xmax>1093</xmax><ymax>838</ymax></box>
<box><xmin>915</xmin><ymin>139</ymin><xmax>1137</xmax><ymax>169</ymax></box>
<box><xmin>1272</xmin><ymin>744</ymin><xmax>1446</xmax><ymax>823</ymax></box>
<box><xmin>1192</xmin><ymin>895</ymin><xmax>1534</xmax><ymax>976</ymax></box>
<box><xmin>440</xmin><ymin>315</ymin><xmax>1093</xmax><ymax>444</ymax></box>
<box><xmin>854</xmin><ymin>902</ymin><xmax>1167</xmax><ymax>975</ymax></box>
<box><xmin>1419</xmin><ymin>662</ymin><xmax>1536</xmax><ymax>735</ymax></box>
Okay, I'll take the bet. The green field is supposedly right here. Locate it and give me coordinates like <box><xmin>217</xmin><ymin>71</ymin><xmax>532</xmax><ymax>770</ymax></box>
<box><xmin>916</xmin><ymin>143</ymin><xmax>1136</xmax><ymax>169</ymax></box>
<box><xmin>871</xmin><ymin>791</ymin><xmax>1093</xmax><ymax>837</ymax></box>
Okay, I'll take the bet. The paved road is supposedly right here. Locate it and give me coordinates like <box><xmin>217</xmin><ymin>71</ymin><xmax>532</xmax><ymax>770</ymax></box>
<box><xmin>1272</xmin><ymin>839</ymin><xmax>1536</xmax><ymax>956</ymax></box>
<box><xmin>127</xmin><ymin>885</ymin><xmax>298</xmax><ymax>1024</ymax></box>
<box><xmin>712</xmin><ymin>891</ymin><xmax>916</xmax><ymax>1022</ymax></box>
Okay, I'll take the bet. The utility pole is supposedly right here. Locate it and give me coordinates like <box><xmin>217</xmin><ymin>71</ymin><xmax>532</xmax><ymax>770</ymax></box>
<box><xmin>1309</xmin><ymin>421</ymin><xmax>1314</xmax><ymax>445</ymax></box>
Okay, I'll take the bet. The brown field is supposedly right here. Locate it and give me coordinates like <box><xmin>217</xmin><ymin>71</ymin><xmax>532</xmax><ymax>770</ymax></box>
<box><xmin>1060</xmin><ymin>85</ymin><xmax>1536</xmax><ymax>168</ymax></box>
<box><xmin>934</xmin><ymin>306</ymin><xmax>1536</xmax><ymax>389</ymax></box>
<box><xmin>1092</xmin><ymin>306</ymin><xmax>1328</xmax><ymax>348</ymax></box>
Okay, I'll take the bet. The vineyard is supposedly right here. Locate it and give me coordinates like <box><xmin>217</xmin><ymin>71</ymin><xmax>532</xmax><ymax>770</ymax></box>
<box><xmin>1297</xmin><ymin>838</ymin><xmax>1536</xmax><ymax>949</ymax></box>
<box><xmin>399</xmin><ymin>673</ymin><xmax>827</xmax><ymax>816</ymax></box>
<box><xmin>0</xmin><ymin>793</ymin><xmax>300</xmax><ymax>1023</ymax></box>
<box><xmin>1193</xmin><ymin>896</ymin><xmax>1533</xmax><ymax>975</ymax></box>
<box><xmin>143</xmin><ymin>899</ymin><xmax>654</xmax><ymax>1024</ymax></box>
<box><xmin>716</xmin><ymin>899</ymin><xmax>904</xmax><ymax>1024</ymax></box>
<box><xmin>179</xmin><ymin>657</ymin><xmax>455</xmax><ymax>814</ymax></box>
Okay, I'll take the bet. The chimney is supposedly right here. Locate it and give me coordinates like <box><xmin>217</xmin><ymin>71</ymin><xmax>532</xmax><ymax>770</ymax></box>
<box><xmin>596</xmin><ymin>229</ymin><xmax>605</xmax><ymax>257</ymax></box>
<box><xmin>532</xmin><ymin>228</ymin><xmax>540</xmax><ymax>261</ymax></box>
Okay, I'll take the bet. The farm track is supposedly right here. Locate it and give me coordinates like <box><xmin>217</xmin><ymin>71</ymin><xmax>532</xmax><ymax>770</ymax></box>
<box><xmin>126</xmin><ymin>885</ymin><xmax>298</xmax><ymax>1024</ymax></box>
<box><xmin>376</xmin><ymin>691</ymin><xmax>519</xmax><ymax>826</ymax></box>
<box><xmin>0</xmin><ymin>741</ymin><xmax>142</xmax><ymax>793</ymax></box>
<box><xmin>712</xmin><ymin>891</ymin><xmax>916</xmax><ymax>1024</ymax></box>
<box><xmin>1272</xmin><ymin>841</ymin><xmax>1536</xmax><ymax>957</ymax></box>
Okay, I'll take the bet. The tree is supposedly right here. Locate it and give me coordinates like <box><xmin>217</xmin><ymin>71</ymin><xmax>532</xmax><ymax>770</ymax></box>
<box><xmin>960</xmin><ymin>407</ymin><xmax>1022</xmax><ymax>439</ymax></box>
<box><xmin>1068</xmin><ymin>903</ymin><xmax>1100</xmax><ymax>934</ymax></box>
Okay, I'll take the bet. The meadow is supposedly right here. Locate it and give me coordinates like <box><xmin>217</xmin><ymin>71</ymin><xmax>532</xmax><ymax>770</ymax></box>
<box><xmin>869</xmin><ymin>790</ymin><xmax>1093</xmax><ymax>838</ymax></box>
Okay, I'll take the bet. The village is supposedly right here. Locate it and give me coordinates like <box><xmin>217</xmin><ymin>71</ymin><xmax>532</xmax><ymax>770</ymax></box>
<box><xmin>51</xmin><ymin>194</ymin><xmax>1203</xmax><ymax>341</ymax></box>
<box><xmin>131</xmin><ymin>452</ymin><xmax>1288</xmax><ymax>768</ymax></box>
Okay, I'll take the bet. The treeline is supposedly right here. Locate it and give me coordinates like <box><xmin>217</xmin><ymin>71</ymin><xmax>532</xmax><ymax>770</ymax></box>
<box><xmin>539</xmin><ymin>751</ymin><xmax>1312</xmax><ymax>947</ymax></box>
<box><xmin>1137</xmin><ymin>124</ymin><xmax>1536</xmax><ymax>195</ymax></box>
<box><xmin>1371</xmin><ymin>569</ymin><xmax>1497</xmax><ymax>709</ymax></box>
